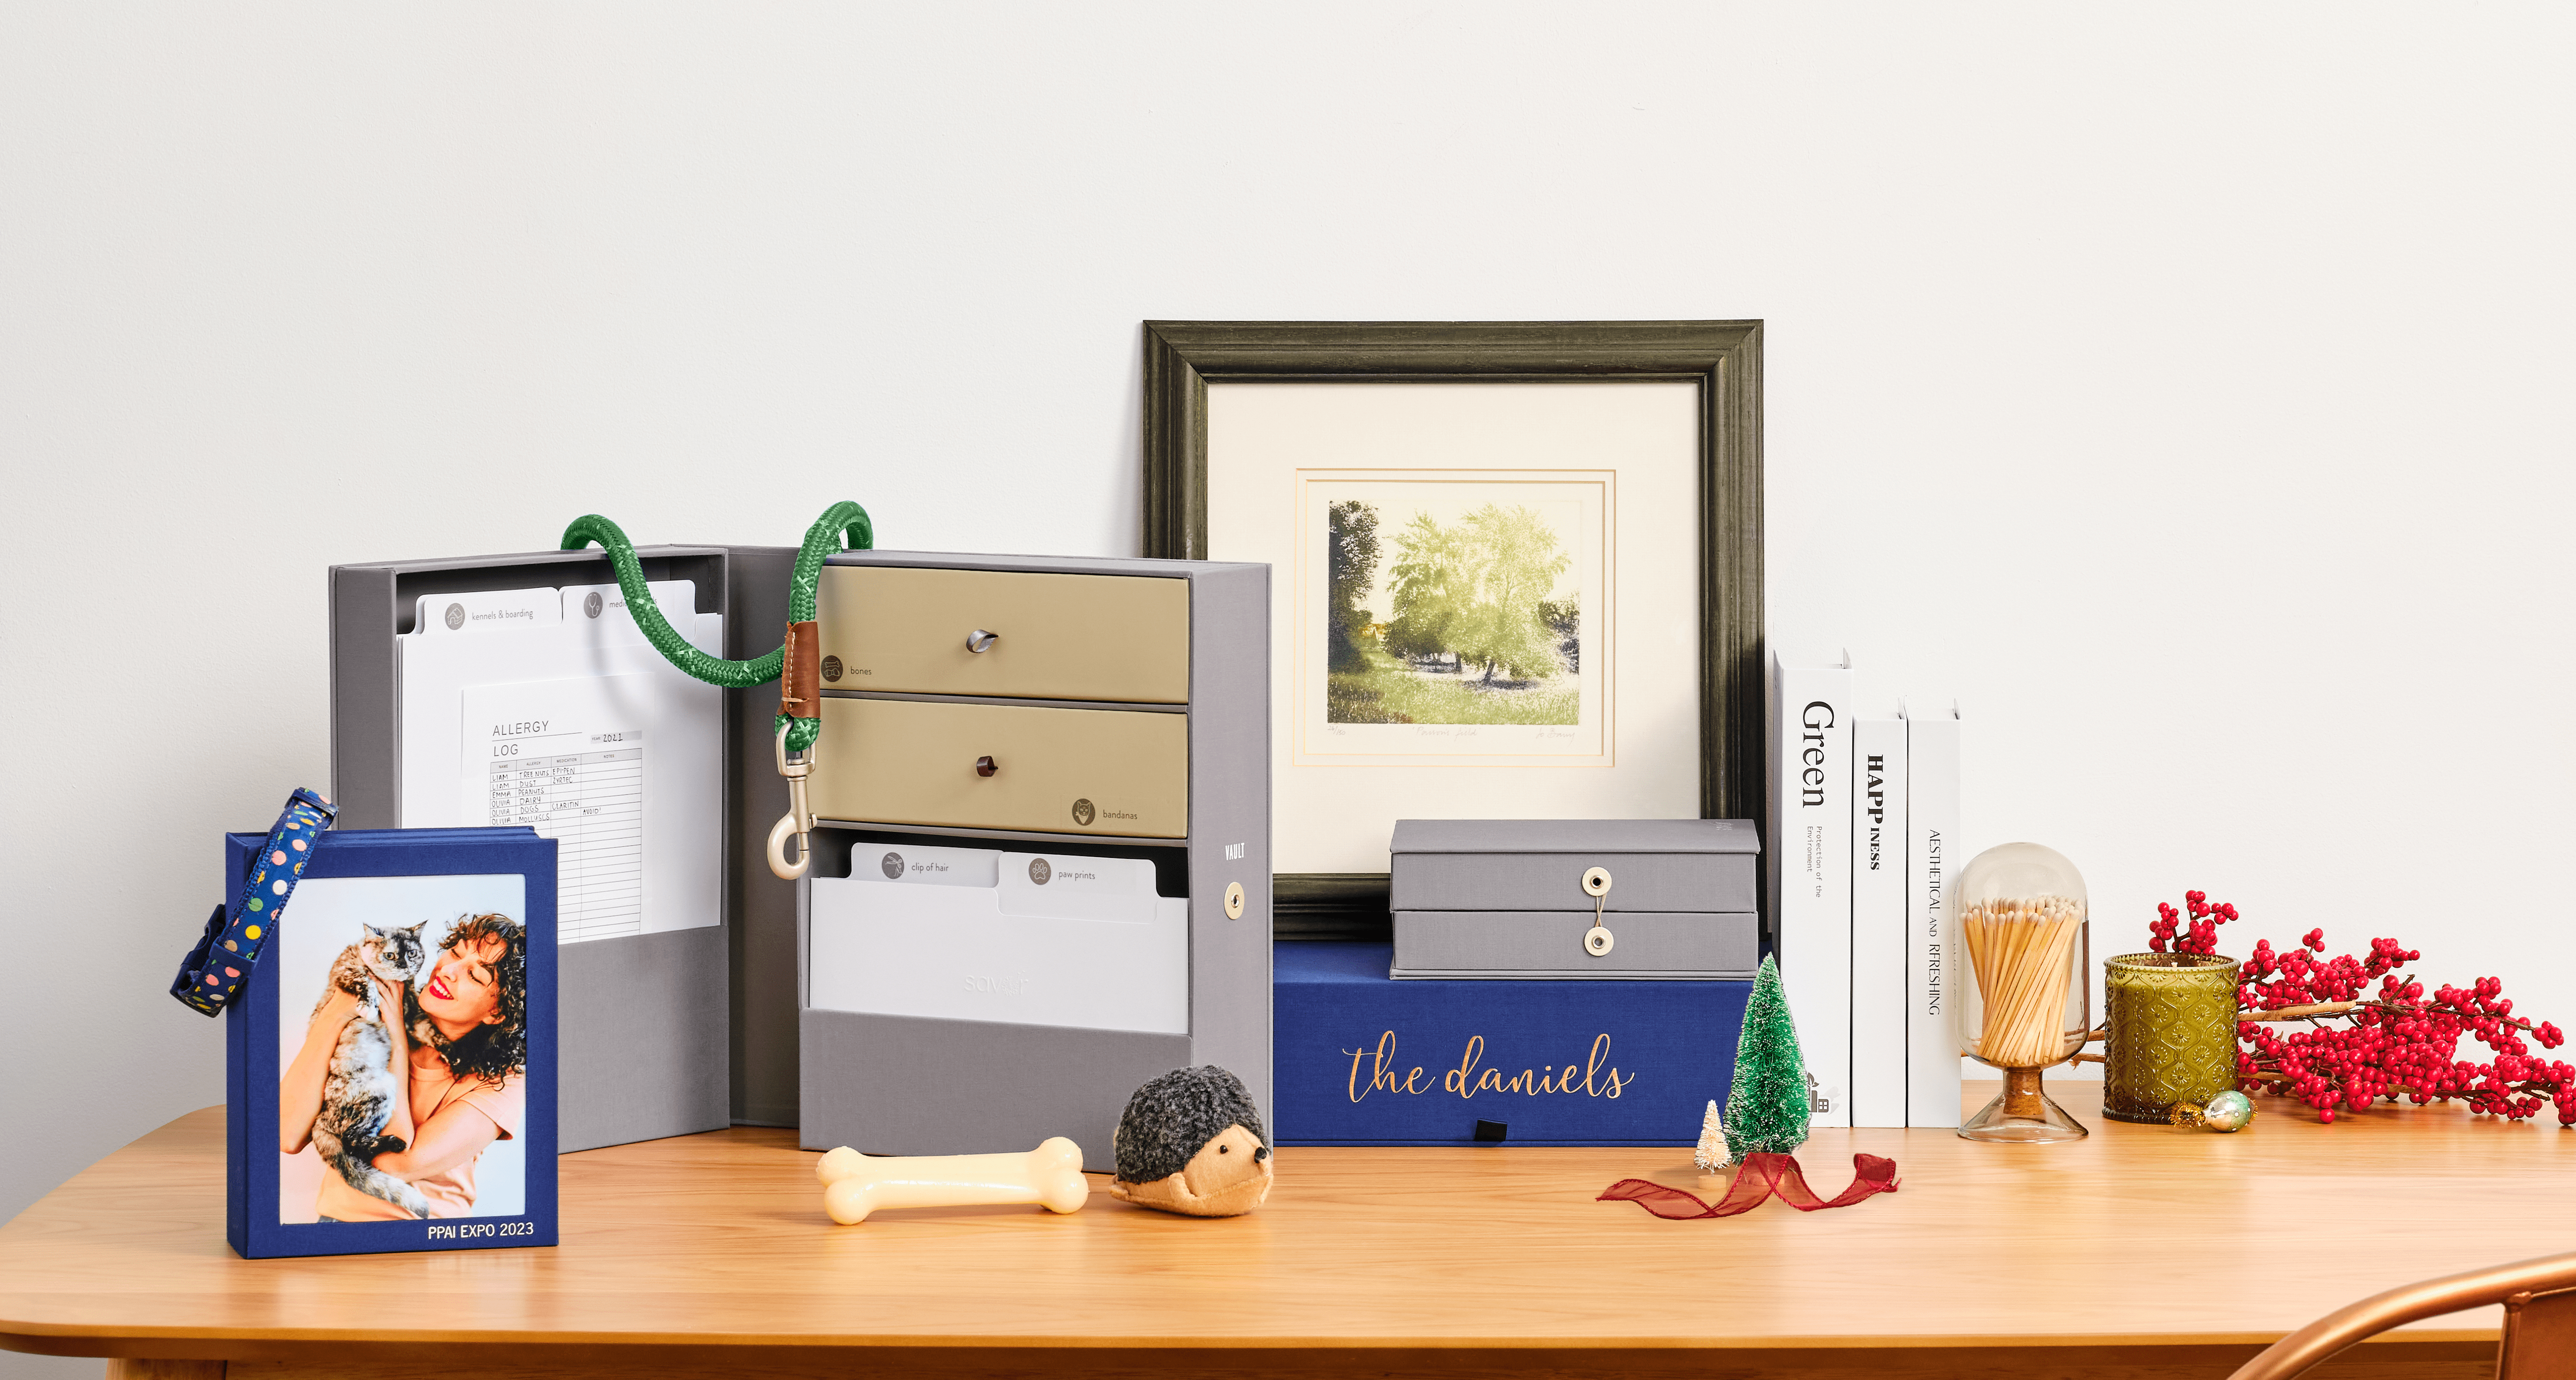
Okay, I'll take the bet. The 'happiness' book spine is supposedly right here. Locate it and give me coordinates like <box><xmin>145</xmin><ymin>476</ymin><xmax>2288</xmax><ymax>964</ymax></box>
<box><xmin>1849</xmin><ymin>708</ymin><xmax>1908</xmax><ymax>1127</ymax></box>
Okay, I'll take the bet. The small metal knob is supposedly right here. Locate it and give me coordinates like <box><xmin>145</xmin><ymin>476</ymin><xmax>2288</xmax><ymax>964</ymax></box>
<box><xmin>966</xmin><ymin>629</ymin><xmax>999</xmax><ymax>653</ymax></box>
<box><xmin>974</xmin><ymin>755</ymin><xmax>998</xmax><ymax>777</ymax></box>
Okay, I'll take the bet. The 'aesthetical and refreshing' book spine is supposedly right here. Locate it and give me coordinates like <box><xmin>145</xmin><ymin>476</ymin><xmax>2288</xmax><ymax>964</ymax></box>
<box><xmin>1768</xmin><ymin>650</ymin><xmax>1853</xmax><ymax>1128</ymax></box>
<box><xmin>1849</xmin><ymin>706</ymin><xmax>1909</xmax><ymax>1128</ymax></box>
<box><xmin>1904</xmin><ymin>702</ymin><xmax>1963</xmax><ymax>1128</ymax></box>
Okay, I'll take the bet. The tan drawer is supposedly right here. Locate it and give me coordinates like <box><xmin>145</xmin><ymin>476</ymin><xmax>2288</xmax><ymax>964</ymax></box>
<box><xmin>816</xmin><ymin>566</ymin><xmax>1189</xmax><ymax>703</ymax></box>
<box><xmin>808</xmin><ymin>697</ymin><xmax>1188</xmax><ymax>839</ymax></box>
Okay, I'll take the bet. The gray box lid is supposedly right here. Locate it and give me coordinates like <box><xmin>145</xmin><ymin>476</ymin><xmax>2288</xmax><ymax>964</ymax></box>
<box><xmin>1389</xmin><ymin>818</ymin><xmax>1759</xmax><ymax>855</ymax></box>
<box><xmin>1388</xmin><ymin>819</ymin><xmax>1760</xmax><ymax>913</ymax></box>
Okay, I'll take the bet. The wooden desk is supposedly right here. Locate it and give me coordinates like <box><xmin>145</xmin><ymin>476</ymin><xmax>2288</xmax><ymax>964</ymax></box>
<box><xmin>4</xmin><ymin>1083</ymin><xmax>2567</xmax><ymax>1380</ymax></box>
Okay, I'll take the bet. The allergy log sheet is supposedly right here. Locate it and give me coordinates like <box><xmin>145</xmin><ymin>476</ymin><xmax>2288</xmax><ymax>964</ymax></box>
<box><xmin>465</xmin><ymin>677</ymin><xmax>651</xmax><ymax>943</ymax></box>
<box><xmin>397</xmin><ymin>581</ymin><xmax>723</xmax><ymax>945</ymax></box>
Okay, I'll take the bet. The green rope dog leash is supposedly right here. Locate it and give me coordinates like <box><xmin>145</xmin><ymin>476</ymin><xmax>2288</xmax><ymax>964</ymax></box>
<box><xmin>559</xmin><ymin>500</ymin><xmax>873</xmax><ymax>877</ymax></box>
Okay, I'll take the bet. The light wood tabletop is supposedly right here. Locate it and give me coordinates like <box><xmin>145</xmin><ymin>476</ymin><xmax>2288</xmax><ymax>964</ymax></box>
<box><xmin>3</xmin><ymin>1082</ymin><xmax>2568</xmax><ymax>1380</ymax></box>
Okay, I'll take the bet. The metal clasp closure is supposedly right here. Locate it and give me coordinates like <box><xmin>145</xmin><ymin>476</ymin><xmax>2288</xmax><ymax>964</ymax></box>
<box><xmin>1582</xmin><ymin>867</ymin><xmax>1615</xmax><ymax>956</ymax></box>
<box><xmin>767</xmin><ymin>722</ymin><xmax>817</xmax><ymax>881</ymax></box>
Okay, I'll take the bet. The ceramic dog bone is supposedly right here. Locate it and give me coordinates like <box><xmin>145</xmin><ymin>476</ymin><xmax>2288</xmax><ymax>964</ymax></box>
<box><xmin>814</xmin><ymin>1138</ymin><xmax>1089</xmax><ymax>1225</ymax></box>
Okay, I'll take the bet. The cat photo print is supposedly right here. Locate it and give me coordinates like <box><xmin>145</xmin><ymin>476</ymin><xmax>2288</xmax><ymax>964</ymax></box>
<box><xmin>276</xmin><ymin>876</ymin><xmax>532</xmax><ymax>1224</ymax></box>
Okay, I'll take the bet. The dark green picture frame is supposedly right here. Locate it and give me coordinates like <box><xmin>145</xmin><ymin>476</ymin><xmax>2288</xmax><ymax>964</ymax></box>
<box><xmin>1140</xmin><ymin>320</ymin><xmax>1763</xmax><ymax>939</ymax></box>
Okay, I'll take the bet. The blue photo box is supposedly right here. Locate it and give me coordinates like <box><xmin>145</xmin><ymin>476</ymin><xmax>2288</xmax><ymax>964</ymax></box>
<box><xmin>1273</xmin><ymin>943</ymin><xmax>1751</xmax><ymax>1146</ymax></box>
<box><xmin>226</xmin><ymin>827</ymin><xmax>557</xmax><ymax>1258</ymax></box>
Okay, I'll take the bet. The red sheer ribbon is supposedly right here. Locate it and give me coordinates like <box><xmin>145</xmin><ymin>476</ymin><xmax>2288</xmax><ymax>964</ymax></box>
<box><xmin>1598</xmin><ymin>1153</ymin><xmax>1899</xmax><ymax>1219</ymax></box>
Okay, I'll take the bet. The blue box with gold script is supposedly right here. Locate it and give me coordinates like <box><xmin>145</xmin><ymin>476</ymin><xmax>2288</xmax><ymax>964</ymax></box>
<box><xmin>1272</xmin><ymin>943</ymin><xmax>1751</xmax><ymax>1145</ymax></box>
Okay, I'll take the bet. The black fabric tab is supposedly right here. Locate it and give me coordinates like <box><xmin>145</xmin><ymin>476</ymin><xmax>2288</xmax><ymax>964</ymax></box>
<box><xmin>1473</xmin><ymin>1119</ymin><xmax>1508</xmax><ymax>1142</ymax></box>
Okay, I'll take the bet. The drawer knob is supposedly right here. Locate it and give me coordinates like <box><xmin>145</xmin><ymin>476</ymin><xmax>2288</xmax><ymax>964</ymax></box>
<box><xmin>974</xmin><ymin>755</ymin><xmax>999</xmax><ymax>778</ymax></box>
<box><xmin>965</xmin><ymin>629</ymin><xmax>1000</xmax><ymax>653</ymax></box>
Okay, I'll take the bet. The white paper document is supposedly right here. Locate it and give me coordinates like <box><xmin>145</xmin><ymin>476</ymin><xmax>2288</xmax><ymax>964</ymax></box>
<box><xmin>559</xmin><ymin>580</ymin><xmax>695</xmax><ymax>636</ymax></box>
<box><xmin>397</xmin><ymin>588</ymin><xmax>722</xmax><ymax>945</ymax></box>
<box><xmin>809</xmin><ymin>847</ymin><xmax>1188</xmax><ymax>1034</ymax></box>
<box><xmin>415</xmin><ymin>586</ymin><xmax>562</xmax><ymax>635</ymax></box>
<box><xmin>462</xmin><ymin>675</ymin><xmax>655</xmax><ymax>943</ymax></box>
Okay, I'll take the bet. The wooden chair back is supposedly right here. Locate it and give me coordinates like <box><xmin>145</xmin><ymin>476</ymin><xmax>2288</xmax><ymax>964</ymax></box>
<box><xmin>2228</xmin><ymin>1252</ymin><xmax>2576</xmax><ymax>1380</ymax></box>
<box><xmin>2501</xmin><ymin>1286</ymin><xmax>2576</xmax><ymax>1380</ymax></box>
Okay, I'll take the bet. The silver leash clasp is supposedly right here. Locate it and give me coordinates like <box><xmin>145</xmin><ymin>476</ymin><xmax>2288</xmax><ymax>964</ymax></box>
<box><xmin>767</xmin><ymin>722</ymin><xmax>816</xmax><ymax>881</ymax></box>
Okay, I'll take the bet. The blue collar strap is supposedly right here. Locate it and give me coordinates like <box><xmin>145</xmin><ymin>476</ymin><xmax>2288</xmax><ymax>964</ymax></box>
<box><xmin>173</xmin><ymin>788</ymin><xmax>337</xmax><ymax>1016</ymax></box>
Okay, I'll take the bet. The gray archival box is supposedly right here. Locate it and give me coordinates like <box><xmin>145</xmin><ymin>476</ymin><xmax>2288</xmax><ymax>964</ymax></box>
<box><xmin>333</xmin><ymin>545</ymin><xmax>1278</xmax><ymax>1168</ymax></box>
<box><xmin>333</xmin><ymin>544</ymin><xmax>800</xmax><ymax>1153</ymax></box>
<box><xmin>1388</xmin><ymin>818</ymin><xmax>1761</xmax><ymax>980</ymax></box>
<box><xmin>797</xmin><ymin>551</ymin><xmax>1272</xmax><ymax>1172</ymax></box>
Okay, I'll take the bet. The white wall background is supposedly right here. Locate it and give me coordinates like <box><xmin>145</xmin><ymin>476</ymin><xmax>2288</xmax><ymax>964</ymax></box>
<box><xmin>4</xmin><ymin>5</ymin><xmax>2571</xmax><ymax>1374</ymax></box>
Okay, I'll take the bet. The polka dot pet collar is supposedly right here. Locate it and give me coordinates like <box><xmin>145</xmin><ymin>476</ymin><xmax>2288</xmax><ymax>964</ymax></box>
<box><xmin>171</xmin><ymin>788</ymin><xmax>335</xmax><ymax>1016</ymax></box>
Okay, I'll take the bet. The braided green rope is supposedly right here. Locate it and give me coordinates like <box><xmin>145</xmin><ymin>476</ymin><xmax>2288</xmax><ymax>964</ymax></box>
<box><xmin>560</xmin><ymin>501</ymin><xmax>873</xmax><ymax>753</ymax></box>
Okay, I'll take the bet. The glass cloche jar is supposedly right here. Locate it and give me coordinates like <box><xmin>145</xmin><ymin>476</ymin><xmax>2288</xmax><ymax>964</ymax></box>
<box><xmin>1951</xmin><ymin>842</ymin><xmax>2091</xmax><ymax>1142</ymax></box>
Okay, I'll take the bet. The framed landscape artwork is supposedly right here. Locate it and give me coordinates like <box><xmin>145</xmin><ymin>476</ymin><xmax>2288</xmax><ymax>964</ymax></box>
<box><xmin>1141</xmin><ymin>321</ymin><xmax>1763</xmax><ymax>936</ymax></box>
<box><xmin>1305</xmin><ymin>468</ymin><xmax>1608</xmax><ymax>767</ymax></box>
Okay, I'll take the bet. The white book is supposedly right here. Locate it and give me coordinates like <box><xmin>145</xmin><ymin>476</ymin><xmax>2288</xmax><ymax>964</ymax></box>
<box><xmin>1768</xmin><ymin>650</ymin><xmax>1853</xmax><ymax>1127</ymax></box>
<box><xmin>1849</xmin><ymin>704</ymin><xmax>1908</xmax><ymax>1127</ymax></box>
<box><xmin>1904</xmin><ymin>701</ymin><xmax>1964</xmax><ymax>1127</ymax></box>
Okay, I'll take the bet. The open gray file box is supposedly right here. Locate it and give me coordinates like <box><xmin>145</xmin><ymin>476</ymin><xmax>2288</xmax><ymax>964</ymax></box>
<box><xmin>796</xmin><ymin>551</ymin><xmax>1272</xmax><ymax>1171</ymax></box>
<box><xmin>1388</xmin><ymin>819</ymin><xmax>1761</xmax><ymax>980</ymax></box>
<box><xmin>330</xmin><ymin>544</ymin><xmax>802</xmax><ymax>1152</ymax></box>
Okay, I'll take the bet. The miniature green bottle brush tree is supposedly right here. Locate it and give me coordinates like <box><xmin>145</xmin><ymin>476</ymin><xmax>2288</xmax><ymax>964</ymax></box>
<box><xmin>1596</xmin><ymin>955</ymin><xmax>1898</xmax><ymax>1220</ymax></box>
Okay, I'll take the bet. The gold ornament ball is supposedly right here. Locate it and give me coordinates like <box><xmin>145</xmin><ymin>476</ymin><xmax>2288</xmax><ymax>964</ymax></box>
<box><xmin>2168</xmin><ymin>1090</ymin><xmax>2258</xmax><ymax>1132</ymax></box>
<box><xmin>2202</xmin><ymin>1089</ymin><xmax>2256</xmax><ymax>1132</ymax></box>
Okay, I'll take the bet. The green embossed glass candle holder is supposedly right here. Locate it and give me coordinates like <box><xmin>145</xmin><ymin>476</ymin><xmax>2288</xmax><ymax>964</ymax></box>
<box><xmin>2102</xmin><ymin>952</ymin><xmax>2242</xmax><ymax>1124</ymax></box>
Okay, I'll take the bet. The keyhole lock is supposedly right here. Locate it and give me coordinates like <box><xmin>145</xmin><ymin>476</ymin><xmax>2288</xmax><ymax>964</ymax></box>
<box><xmin>974</xmin><ymin>755</ymin><xmax>999</xmax><ymax>777</ymax></box>
<box><xmin>1224</xmin><ymin>881</ymin><xmax>1245</xmax><ymax>920</ymax></box>
<box><xmin>966</xmin><ymin>629</ymin><xmax>999</xmax><ymax>653</ymax></box>
<box><xmin>1582</xmin><ymin>867</ymin><xmax>1615</xmax><ymax>956</ymax></box>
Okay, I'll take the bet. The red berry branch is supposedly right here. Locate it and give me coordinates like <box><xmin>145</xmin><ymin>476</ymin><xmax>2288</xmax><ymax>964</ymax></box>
<box><xmin>2148</xmin><ymin>891</ymin><xmax>2572</xmax><ymax>1125</ymax></box>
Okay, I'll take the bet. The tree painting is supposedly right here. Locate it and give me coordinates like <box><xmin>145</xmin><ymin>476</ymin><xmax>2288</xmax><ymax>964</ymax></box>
<box><xmin>1325</xmin><ymin>500</ymin><xmax>1380</xmax><ymax>673</ymax></box>
<box><xmin>1324</xmin><ymin>497</ymin><xmax>1581</xmax><ymax>727</ymax></box>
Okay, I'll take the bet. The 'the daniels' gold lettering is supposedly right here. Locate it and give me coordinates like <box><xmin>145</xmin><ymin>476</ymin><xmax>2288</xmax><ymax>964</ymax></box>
<box><xmin>1343</xmin><ymin>1031</ymin><xmax>1430</xmax><ymax>1102</ymax></box>
<box><xmin>1344</xmin><ymin>1031</ymin><xmax>1633</xmax><ymax>1103</ymax></box>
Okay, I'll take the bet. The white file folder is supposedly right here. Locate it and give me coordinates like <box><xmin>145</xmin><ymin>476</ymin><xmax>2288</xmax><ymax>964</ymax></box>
<box><xmin>808</xmin><ymin>845</ymin><xmax>1189</xmax><ymax>1035</ymax></box>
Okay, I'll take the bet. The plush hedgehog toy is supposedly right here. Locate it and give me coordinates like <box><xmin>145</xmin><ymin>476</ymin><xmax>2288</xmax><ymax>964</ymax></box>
<box><xmin>1109</xmin><ymin>1065</ymin><xmax>1273</xmax><ymax>1217</ymax></box>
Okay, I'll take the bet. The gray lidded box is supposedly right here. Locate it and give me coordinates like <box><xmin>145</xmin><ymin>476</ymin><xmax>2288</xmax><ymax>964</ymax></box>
<box><xmin>1389</xmin><ymin>819</ymin><xmax>1761</xmax><ymax>980</ymax></box>
<box><xmin>796</xmin><ymin>550</ymin><xmax>1271</xmax><ymax>1172</ymax></box>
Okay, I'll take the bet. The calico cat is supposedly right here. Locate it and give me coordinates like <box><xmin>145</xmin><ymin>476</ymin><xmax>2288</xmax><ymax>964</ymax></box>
<box><xmin>308</xmin><ymin>920</ymin><xmax>431</xmax><ymax>1217</ymax></box>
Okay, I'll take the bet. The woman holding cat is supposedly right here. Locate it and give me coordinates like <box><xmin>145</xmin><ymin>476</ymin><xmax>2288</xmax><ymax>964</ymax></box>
<box><xmin>280</xmin><ymin>912</ymin><xmax>530</xmax><ymax>1221</ymax></box>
